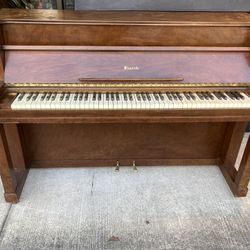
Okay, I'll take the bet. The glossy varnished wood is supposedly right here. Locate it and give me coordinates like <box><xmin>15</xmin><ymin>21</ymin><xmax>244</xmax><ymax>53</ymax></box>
<box><xmin>0</xmin><ymin>125</ymin><xmax>28</xmax><ymax>203</ymax></box>
<box><xmin>0</xmin><ymin>24</ymin><xmax>4</xmax><ymax>84</ymax></box>
<box><xmin>4</xmin><ymin>124</ymin><xmax>26</xmax><ymax>171</ymax></box>
<box><xmin>235</xmin><ymin>135</ymin><xmax>250</xmax><ymax>194</ymax></box>
<box><xmin>21</xmin><ymin>123</ymin><xmax>225</xmax><ymax>168</ymax></box>
<box><xmin>1</xmin><ymin>10</ymin><xmax>250</xmax><ymax>46</ymax></box>
<box><xmin>4</xmin><ymin>50</ymin><xmax>250</xmax><ymax>84</ymax></box>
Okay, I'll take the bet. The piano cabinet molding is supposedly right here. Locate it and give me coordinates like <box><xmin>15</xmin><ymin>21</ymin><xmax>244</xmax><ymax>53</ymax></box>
<box><xmin>0</xmin><ymin>124</ymin><xmax>28</xmax><ymax>203</ymax></box>
<box><xmin>0</xmin><ymin>25</ymin><xmax>4</xmax><ymax>84</ymax></box>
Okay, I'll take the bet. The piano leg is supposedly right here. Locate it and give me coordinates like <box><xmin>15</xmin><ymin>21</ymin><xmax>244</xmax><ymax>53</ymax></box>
<box><xmin>219</xmin><ymin>122</ymin><xmax>250</xmax><ymax>197</ymax></box>
<box><xmin>0</xmin><ymin>124</ymin><xmax>28</xmax><ymax>203</ymax></box>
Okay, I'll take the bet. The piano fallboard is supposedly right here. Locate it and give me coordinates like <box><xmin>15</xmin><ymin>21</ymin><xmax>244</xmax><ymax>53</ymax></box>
<box><xmin>4</xmin><ymin>49</ymin><xmax>250</xmax><ymax>84</ymax></box>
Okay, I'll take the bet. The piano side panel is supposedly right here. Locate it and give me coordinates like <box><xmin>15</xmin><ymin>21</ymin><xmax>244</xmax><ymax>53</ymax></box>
<box><xmin>2</xmin><ymin>24</ymin><xmax>250</xmax><ymax>47</ymax></box>
<box><xmin>4</xmin><ymin>50</ymin><xmax>250</xmax><ymax>83</ymax></box>
<box><xmin>20</xmin><ymin>123</ymin><xmax>226</xmax><ymax>167</ymax></box>
<box><xmin>0</xmin><ymin>25</ymin><xmax>4</xmax><ymax>83</ymax></box>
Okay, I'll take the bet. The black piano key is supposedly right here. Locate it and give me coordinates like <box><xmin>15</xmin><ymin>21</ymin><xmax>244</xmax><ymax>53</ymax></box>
<box><xmin>225</xmin><ymin>92</ymin><xmax>236</xmax><ymax>100</ymax></box>
<box><xmin>106</xmin><ymin>92</ymin><xmax>109</xmax><ymax>101</ymax></box>
<box><xmin>98</xmin><ymin>93</ymin><xmax>102</xmax><ymax>101</ymax></box>
<box><xmin>171</xmin><ymin>92</ymin><xmax>178</xmax><ymax>100</ymax></box>
<box><xmin>17</xmin><ymin>93</ymin><xmax>25</xmax><ymax>101</ymax></box>
<box><xmin>159</xmin><ymin>93</ymin><xmax>164</xmax><ymax>101</ymax></box>
<box><xmin>84</xmin><ymin>92</ymin><xmax>89</xmax><ymax>101</ymax></box>
<box><xmin>166</xmin><ymin>92</ymin><xmax>173</xmax><ymax>101</ymax></box>
<box><xmin>115</xmin><ymin>92</ymin><xmax>120</xmax><ymax>101</ymax></box>
<box><xmin>146</xmin><ymin>92</ymin><xmax>151</xmax><ymax>101</ymax></box>
<box><xmin>93</xmin><ymin>92</ymin><xmax>97</xmax><ymax>101</ymax></box>
<box><xmin>59</xmin><ymin>93</ymin><xmax>64</xmax><ymax>101</ymax></box>
<box><xmin>141</xmin><ymin>93</ymin><xmax>147</xmax><ymax>101</ymax></box>
<box><xmin>41</xmin><ymin>92</ymin><xmax>47</xmax><ymax>101</ymax></box>
<box><xmin>46</xmin><ymin>93</ymin><xmax>52</xmax><ymax>101</ymax></box>
<box><xmin>219</xmin><ymin>92</ymin><xmax>227</xmax><ymax>100</ymax></box>
<box><xmin>202</xmin><ymin>92</ymin><xmax>209</xmax><ymax>100</ymax></box>
<box><xmin>189</xmin><ymin>92</ymin><xmax>196</xmax><ymax>100</ymax></box>
<box><xmin>74</xmin><ymin>93</ymin><xmax>78</xmax><ymax>101</ymax></box>
<box><xmin>206</xmin><ymin>92</ymin><xmax>214</xmax><ymax>100</ymax></box>
<box><xmin>176</xmin><ymin>92</ymin><xmax>183</xmax><ymax>101</ymax></box>
<box><xmin>136</xmin><ymin>92</ymin><xmax>141</xmax><ymax>101</ymax></box>
<box><xmin>79</xmin><ymin>93</ymin><xmax>83</xmax><ymax>101</ymax></box>
<box><xmin>213</xmin><ymin>92</ymin><xmax>223</xmax><ymax>100</ymax></box>
<box><xmin>26</xmin><ymin>92</ymin><xmax>33</xmax><ymax>101</ymax></box>
<box><xmin>236</xmin><ymin>92</ymin><xmax>244</xmax><ymax>100</ymax></box>
<box><xmin>51</xmin><ymin>93</ymin><xmax>57</xmax><ymax>101</ymax></box>
<box><xmin>196</xmin><ymin>92</ymin><xmax>204</xmax><ymax>100</ymax></box>
<box><xmin>128</xmin><ymin>93</ymin><xmax>133</xmax><ymax>101</ymax></box>
<box><xmin>184</xmin><ymin>92</ymin><xmax>191</xmax><ymax>100</ymax></box>
<box><xmin>230</xmin><ymin>91</ymin><xmax>240</xmax><ymax>100</ymax></box>
<box><xmin>123</xmin><ymin>93</ymin><xmax>128</xmax><ymax>101</ymax></box>
<box><xmin>153</xmin><ymin>92</ymin><xmax>159</xmax><ymax>101</ymax></box>
<box><xmin>65</xmin><ymin>93</ymin><xmax>70</xmax><ymax>101</ymax></box>
<box><xmin>111</xmin><ymin>92</ymin><xmax>115</xmax><ymax>101</ymax></box>
<box><xmin>32</xmin><ymin>93</ymin><xmax>39</xmax><ymax>101</ymax></box>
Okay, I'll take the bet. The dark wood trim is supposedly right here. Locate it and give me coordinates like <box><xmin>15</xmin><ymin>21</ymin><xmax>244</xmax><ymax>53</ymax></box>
<box><xmin>0</xmin><ymin>124</ymin><xmax>17</xmax><ymax>200</ymax></box>
<box><xmin>220</xmin><ymin>122</ymin><xmax>247</xmax><ymax>172</ymax></box>
<box><xmin>0</xmin><ymin>24</ymin><xmax>4</xmax><ymax>84</ymax></box>
<box><xmin>3</xmin><ymin>45</ymin><xmax>250</xmax><ymax>52</ymax></box>
<box><xmin>0</xmin><ymin>124</ymin><xmax>28</xmax><ymax>203</ymax></box>
<box><xmin>4</xmin><ymin>124</ymin><xmax>26</xmax><ymax>171</ymax></box>
<box><xmin>219</xmin><ymin>122</ymin><xmax>250</xmax><ymax>197</ymax></box>
<box><xmin>0</xmin><ymin>109</ymin><xmax>250</xmax><ymax>124</ymax></box>
<box><xmin>30</xmin><ymin>158</ymin><xmax>218</xmax><ymax>168</ymax></box>
<box><xmin>234</xmin><ymin>135</ymin><xmax>250</xmax><ymax>195</ymax></box>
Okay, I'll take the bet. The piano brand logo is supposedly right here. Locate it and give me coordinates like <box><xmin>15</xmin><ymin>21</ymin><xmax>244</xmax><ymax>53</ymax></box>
<box><xmin>123</xmin><ymin>65</ymin><xmax>140</xmax><ymax>71</ymax></box>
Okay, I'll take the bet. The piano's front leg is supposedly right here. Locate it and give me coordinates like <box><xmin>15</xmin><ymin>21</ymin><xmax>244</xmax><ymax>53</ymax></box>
<box><xmin>0</xmin><ymin>124</ymin><xmax>28</xmax><ymax>203</ymax></box>
<box><xmin>220</xmin><ymin>122</ymin><xmax>250</xmax><ymax>197</ymax></box>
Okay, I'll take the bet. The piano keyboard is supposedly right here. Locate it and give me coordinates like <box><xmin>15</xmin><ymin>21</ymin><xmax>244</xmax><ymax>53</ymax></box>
<box><xmin>11</xmin><ymin>91</ymin><xmax>250</xmax><ymax>110</ymax></box>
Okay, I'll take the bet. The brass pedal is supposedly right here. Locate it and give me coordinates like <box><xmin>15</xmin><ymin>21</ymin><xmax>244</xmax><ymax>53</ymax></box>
<box><xmin>133</xmin><ymin>161</ymin><xmax>138</xmax><ymax>171</ymax></box>
<box><xmin>115</xmin><ymin>161</ymin><xmax>120</xmax><ymax>171</ymax></box>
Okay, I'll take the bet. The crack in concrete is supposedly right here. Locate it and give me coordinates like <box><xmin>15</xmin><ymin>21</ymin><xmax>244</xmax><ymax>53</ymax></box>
<box><xmin>90</xmin><ymin>173</ymin><xmax>95</xmax><ymax>196</ymax></box>
<box><xmin>0</xmin><ymin>204</ymin><xmax>12</xmax><ymax>246</ymax></box>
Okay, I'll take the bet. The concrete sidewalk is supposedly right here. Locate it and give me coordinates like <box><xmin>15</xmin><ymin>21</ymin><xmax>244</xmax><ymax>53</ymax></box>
<box><xmin>0</xmin><ymin>136</ymin><xmax>249</xmax><ymax>250</ymax></box>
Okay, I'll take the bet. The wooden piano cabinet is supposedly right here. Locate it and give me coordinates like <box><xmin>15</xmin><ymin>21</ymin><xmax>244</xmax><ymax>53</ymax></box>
<box><xmin>219</xmin><ymin>122</ymin><xmax>250</xmax><ymax>196</ymax></box>
<box><xmin>0</xmin><ymin>124</ymin><xmax>28</xmax><ymax>203</ymax></box>
<box><xmin>1</xmin><ymin>9</ymin><xmax>250</xmax><ymax>202</ymax></box>
<box><xmin>1</xmin><ymin>121</ymin><xmax>250</xmax><ymax>202</ymax></box>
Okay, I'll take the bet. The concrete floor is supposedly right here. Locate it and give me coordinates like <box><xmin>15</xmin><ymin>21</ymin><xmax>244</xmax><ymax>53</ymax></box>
<box><xmin>0</xmin><ymin>135</ymin><xmax>250</xmax><ymax>250</ymax></box>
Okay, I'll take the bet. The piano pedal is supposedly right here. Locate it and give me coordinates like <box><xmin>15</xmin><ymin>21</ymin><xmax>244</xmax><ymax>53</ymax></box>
<box><xmin>132</xmin><ymin>161</ymin><xmax>138</xmax><ymax>171</ymax></box>
<box><xmin>115</xmin><ymin>161</ymin><xmax>120</xmax><ymax>171</ymax></box>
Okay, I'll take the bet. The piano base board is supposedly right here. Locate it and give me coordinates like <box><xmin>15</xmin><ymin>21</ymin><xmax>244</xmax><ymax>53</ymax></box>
<box><xmin>1</xmin><ymin>121</ymin><xmax>250</xmax><ymax>203</ymax></box>
<box><xmin>28</xmin><ymin>159</ymin><xmax>218</xmax><ymax>168</ymax></box>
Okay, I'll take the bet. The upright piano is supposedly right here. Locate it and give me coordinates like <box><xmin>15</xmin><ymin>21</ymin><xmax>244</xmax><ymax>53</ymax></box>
<box><xmin>0</xmin><ymin>9</ymin><xmax>250</xmax><ymax>203</ymax></box>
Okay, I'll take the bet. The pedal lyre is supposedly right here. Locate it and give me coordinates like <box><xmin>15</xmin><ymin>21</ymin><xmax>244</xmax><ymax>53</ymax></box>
<box><xmin>133</xmin><ymin>161</ymin><xmax>138</xmax><ymax>171</ymax></box>
<box><xmin>115</xmin><ymin>161</ymin><xmax>120</xmax><ymax>171</ymax></box>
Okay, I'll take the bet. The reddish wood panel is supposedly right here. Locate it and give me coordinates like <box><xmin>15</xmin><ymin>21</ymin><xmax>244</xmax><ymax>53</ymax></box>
<box><xmin>235</xmin><ymin>135</ymin><xmax>250</xmax><ymax>193</ymax></box>
<box><xmin>0</xmin><ymin>25</ymin><xmax>4</xmax><ymax>83</ymax></box>
<box><xmin>2</xmin><ymin>24</ymin><xmax>250</xmax><ymax>47</ymax></box>
<box><xmin>4</xmin><ymin>50</ymin><xmax>250</xmax><ymax>83</ymax></box>
<box><xmin>4</xmin><ymin>124</ymin><xmax>26</xmax><ymax>171</ymax></box>
<box><xmin>20</xmin><ymin>123</ymin><xmax>226</xmax><ymax>167</ymax></box>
